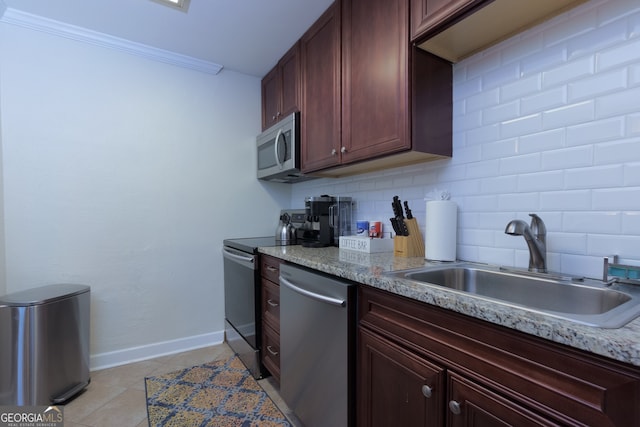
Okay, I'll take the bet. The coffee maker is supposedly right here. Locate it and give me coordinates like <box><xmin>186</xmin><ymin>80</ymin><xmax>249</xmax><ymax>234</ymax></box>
<box><xmin>302</xmin><ymin>195</ymin><xmax>353</xmax><ymax>247</ymax></box>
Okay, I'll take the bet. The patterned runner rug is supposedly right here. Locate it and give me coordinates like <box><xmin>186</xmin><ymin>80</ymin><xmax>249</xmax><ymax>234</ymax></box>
<box><xmin>145</xmin><ymin>354</ymin><xmax>291</xmax><ymax>426</ymax></box>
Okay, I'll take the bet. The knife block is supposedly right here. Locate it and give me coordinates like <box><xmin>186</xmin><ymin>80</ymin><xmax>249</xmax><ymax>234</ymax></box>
<box><xmin>393</xmin><ymin>218</ymin><xmax>425</xmax><ymax>258</ymax></box>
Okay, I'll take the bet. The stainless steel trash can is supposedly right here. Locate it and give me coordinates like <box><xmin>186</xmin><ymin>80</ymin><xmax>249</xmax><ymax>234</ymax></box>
<box><xmin>0</xmin><ymin>284</ymin><xmax>90</xmax><ymax>405</ymax></box>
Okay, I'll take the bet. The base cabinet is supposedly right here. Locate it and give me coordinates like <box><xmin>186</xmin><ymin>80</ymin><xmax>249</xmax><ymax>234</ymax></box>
<box><xmin>357</xmin><ymin>285</ymin><xmax>640</xmax><ymax>427</ymax></box>
<box><xmin>358</xmin><ymin>327</ymin><xmax>444</xmax><ymax>427</ymax></box>
<box><xmin>260</xmin><ymin>254</ymin><xmax>282</xmax><ymax>382</ymax></box>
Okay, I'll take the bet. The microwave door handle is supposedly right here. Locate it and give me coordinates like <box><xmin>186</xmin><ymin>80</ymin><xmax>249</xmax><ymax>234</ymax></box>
<box><xmin>274</xmin><ymin>129</ymin><xmax>284</xmax><ymax>169</ymax></box>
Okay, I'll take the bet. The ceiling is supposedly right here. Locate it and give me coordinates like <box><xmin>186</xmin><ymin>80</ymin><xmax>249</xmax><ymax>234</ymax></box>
<box><xmin>1</xmin><ymin>0</ymin><xmax>334</xmax><ymax>77</ymax></box>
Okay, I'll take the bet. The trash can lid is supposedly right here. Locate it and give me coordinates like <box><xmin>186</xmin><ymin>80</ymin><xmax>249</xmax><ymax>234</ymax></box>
<box><xmin>0</xmin><ymin>284</ymin><xmax>90</xmax><ymax>306</ymax></box>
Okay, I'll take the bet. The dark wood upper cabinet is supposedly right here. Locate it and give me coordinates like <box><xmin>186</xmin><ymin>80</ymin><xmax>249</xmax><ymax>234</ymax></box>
<box><xmin>410</xmin><ymin>0</ymin><xmax>488</xmax><ymax>42</ymax></box>
<box><xmin>340</xmin><ymin>0</ymin><xmax>410</xmax><ymax>164</ymax></box>
<box><xmin>300</xmin><ymin>2</ymin><xmax>342</xmax><ymax>172</ymax></box>
<box><xmin>411</xmin><ymin>0</ymin><xmax>588</xmax><ymax>63</ymax></box>
<box><xmin>302</xmin><ymin>0</ymin><xmax>452</xmax><ymax>177</ymax></box>
<box><xmin>261</xmin><ymin>42</ymin><xmax>301</xmax><ymax>130</ymax></box>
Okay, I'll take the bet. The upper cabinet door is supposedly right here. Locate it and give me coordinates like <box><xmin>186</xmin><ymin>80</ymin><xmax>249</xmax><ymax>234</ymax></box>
<box><xmin>411</xmin><ymin>0</ymin><xmax>486</xmax><ymax>41</ymax></box>
<box><xmin>341</xmin><ymin>0</ymin><xmax>410</xmax><ymax>164</ymax></box>
<box><xmin>261</xmin><ymin>42</ymin><xmax>301</xmax><ymax>131</ymax></box>
<box><xmin>261</xmin><ymin>66</ymin><xmax>280</xmax><ymax>130</ymax></box>
<box><xmin>279</xmin><ymin>42</ymin><xmax>301</xmax><ymax>121</ymax></box>
<box><xmin>300</xmin><ymin>2</ymin><xmax>342</xmax><ymax>173</ymax></box>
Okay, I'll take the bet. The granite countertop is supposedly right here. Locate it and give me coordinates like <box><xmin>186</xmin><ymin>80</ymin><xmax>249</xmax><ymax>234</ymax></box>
<box><xmin>259</xmin><ymin>245</ymin><xmax>640</xmax><ymax>368</ymax></box>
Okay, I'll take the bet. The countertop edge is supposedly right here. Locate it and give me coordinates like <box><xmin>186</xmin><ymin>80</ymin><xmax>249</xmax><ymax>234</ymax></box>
<box><xmin>259</xmin><ymin>245</ymin><xmax>640</xmax><ymax>368</ymax></box>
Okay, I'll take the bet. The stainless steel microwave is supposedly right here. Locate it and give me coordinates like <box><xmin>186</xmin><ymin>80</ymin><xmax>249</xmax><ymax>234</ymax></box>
<box><xmin>256</xmin><ymin>112</ymin><xmax>315</xmax><ymax>183</ymax></box>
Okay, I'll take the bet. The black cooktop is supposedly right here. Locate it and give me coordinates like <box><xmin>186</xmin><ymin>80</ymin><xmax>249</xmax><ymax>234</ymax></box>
<box><xmin>223</xmin><ymin>236</ymin><xmax>278</xmax><ymax>254</ymax></box>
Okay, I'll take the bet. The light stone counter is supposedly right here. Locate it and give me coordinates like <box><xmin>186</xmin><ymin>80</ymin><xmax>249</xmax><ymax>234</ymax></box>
<box><xmin>259</xmin><ymin>245</ymin><xmax>640</xmax><ymax>368</ymax></box>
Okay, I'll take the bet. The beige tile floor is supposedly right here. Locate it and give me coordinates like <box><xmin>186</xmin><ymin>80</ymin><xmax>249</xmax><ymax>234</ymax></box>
<box><xmin>63</xmin><ymin>342</ymin><xmax>298</xmax><ymax>427</ymax></box>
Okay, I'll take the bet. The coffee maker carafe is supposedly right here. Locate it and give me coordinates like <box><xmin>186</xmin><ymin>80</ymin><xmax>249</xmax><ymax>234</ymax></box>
<box><xmin>303</xmin><ymin>195</ymin><xmax>352</xmax><ymax>247</ymax></box>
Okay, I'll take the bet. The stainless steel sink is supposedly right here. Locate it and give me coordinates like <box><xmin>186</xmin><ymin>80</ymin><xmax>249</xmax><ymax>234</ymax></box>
<box><xmin>386</xmin><ymin>263</ymin><xmax>640</xmax><ymax>328</ymax></box>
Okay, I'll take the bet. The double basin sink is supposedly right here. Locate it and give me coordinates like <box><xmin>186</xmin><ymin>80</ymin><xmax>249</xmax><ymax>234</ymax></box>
<box><xmin>386</xmin><ymin>263</ymin><xmax>640</xmax><ymax>328</ymax></box>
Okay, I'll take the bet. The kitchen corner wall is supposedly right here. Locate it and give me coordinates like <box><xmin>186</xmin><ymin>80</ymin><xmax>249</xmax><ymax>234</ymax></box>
<box><xmin>293</xmin><ymin>0</ymin><xmax>640</xmax><ymax>280</ymax></box>
<box><xmin>0</xmin><ymin>76</ymin><xmax>5</xmax><ymax>297</ymax></box>
<box><xmin>0</xmin><ymin>20</ymin><xmax>290</xmax><ymax>367</ymax></box>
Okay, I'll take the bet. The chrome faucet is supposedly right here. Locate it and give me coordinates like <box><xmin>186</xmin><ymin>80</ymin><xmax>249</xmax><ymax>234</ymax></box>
<box><xmin>505</xmin><ymin>214</ymin><xmax>547</xmax><ymax>273</ymax></box>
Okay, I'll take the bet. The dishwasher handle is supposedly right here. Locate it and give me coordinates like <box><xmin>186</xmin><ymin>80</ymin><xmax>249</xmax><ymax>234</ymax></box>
<box><xmin>280</xmin><ymin>276</ymin><xmax>346</xmax><ymax>307</ymax></box>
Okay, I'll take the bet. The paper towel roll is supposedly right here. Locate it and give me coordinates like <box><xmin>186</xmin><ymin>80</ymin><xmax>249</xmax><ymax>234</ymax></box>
<box><xmin>425</xmin><ymin>200</ymin><xmax>457</xmax><ymax>261</ymax></box>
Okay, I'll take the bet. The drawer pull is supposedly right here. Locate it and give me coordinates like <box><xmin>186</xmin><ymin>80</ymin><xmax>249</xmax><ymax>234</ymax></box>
<box><xmin>449</xmin><ymin>400</ymin><xmax>462</xmax><ymax>415</ymax></box>
<box><xmin>266</xmin><ymin>266</ymin><xmax>278</xmax><ymax>272</ymax></box>
<box><xmin>421</xmin><ymin>385</ymin><xmax>433</xmax><ymax>398</ymax></box>
<box><xmin>267</xmin><ymin>299</ymin><xmax>279</xmax><ymax>307</ymax></box>
<box><xmin>266</xmin><ymin>345</ymin><xmax>279</xmax><ymax>356</ymax></box>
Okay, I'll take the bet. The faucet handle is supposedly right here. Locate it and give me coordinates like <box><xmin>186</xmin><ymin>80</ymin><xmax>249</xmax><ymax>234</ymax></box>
<box><xmin>528</xmin><ymin>214</ymin><xmax>546</xmax><ymax>241</ymax></box>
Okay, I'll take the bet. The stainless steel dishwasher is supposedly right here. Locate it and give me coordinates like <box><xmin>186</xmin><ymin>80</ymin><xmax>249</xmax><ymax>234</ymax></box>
<box><xmin>280</xmin><ymin>263</ymin><xmax>356</xmax><ymax>427</ymax></box>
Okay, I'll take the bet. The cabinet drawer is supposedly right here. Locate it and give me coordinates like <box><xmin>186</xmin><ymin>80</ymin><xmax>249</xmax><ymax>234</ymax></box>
<box><xmin>262</xmin><ymin>323</ymin><xmax>281</xmax><ymax>382</ymax></box>
<box><xmin>261</xmin><ymin>278</ymin><xmax>280</xmax><ymax>330</ymax></box>
<box><xmin>260</xmin><ymin>254</ymin><xmax>282</xmax><ymax>283</ymax></box>
<box><xmin>358</xmin><ymin>285</ymin><xmax>640</xmax><ymax>426</ymax></box>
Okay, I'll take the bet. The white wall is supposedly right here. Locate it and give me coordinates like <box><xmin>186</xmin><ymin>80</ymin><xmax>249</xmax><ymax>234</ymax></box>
<box><xmin>293</xmin><ymin>0</ymin><xmax>640</xmax><ymax>281</ymax></box>
<box><xmin>0</xmin><ymin>21</ymin><xmax>290</xmax><ymax>368</ymax></box>
<box><xmin>0</xmin><ymin>68</ymin><xmax>5</xmax><ymax>297</ymax></box>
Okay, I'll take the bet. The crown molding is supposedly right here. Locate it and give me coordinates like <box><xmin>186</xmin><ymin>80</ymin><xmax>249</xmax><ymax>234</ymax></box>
<box><xmin>0</xmin><ymin>7</ymin><xmax>223</xmax><ymax>75</ymax></box>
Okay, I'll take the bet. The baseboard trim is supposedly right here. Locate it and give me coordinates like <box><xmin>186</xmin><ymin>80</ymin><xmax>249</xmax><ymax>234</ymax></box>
<box><xmin>90</xmin><ymin>330</ymin><xmax>225</xmax><ymax>371</ymax></box>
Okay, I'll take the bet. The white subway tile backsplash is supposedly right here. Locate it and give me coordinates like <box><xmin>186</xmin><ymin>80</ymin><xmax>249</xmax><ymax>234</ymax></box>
<box><xmin>542</xmin><ymin>100</ymin><xmax>595</xmax><ymax>130</ymax></box>
<box><xmin>291</xmin><ymin>0</ymin><xmax>640</xmax><ymax>278</ymax></box>
<box><xmin>542</xmin><ymin>145</ymin><xmax>593</xmax><ymax>170</ymax></box>
<box><xmin>465</xmin><ymin>123</ymin><xmax>500</xmax><ymax>146</ymax></box>
<box><xmin>521</xmin><ymin>86</ymin><xmax>566</xmax><ymax>115</ymax></box>
<box><xmin>483</xmin><ymin>100</ymin><xmax>520</xmax><ymax>125</ymax></box>
<box><xmin>500</xmin><ymin>113</ymin><xmax>543</xmax><ymax>138</ymax></box>
<box><xmin>483</xmin><ymin>62</ymin><xmax>521</xmax><ymax>89</ymax></box>
<box><xmin>566</xmin><ymin>117</ymin><xmax>624</xmax><ymax>146</ymax></box>
<box><xmin>547</xmin><ymin>232</ymin><xmax>589</xmax><ymax>255</ymax></box>
<box><xmin>500</xmin><ymin>74</ymin><xmax>541</xmax><ymax>101</ymax></box>
<box><xmin>543</xmin><ymin>8</ymin><xmax>597</xmax><ymax>47</ymax></box>
<box><xmin>539</xmin><ymin>190</ymin><xmax>592</xmax><ymax>211</ymax></box>
<box><xmin>625</xmin><ymin>163</ymin><xmax>640</xmax><ymax>185</ymax></box>
<box><xmin>518</xmin><ymin>129</ymin><xmax>565</xmax><ymax>154</ymax></box>
<box><xmin>564</xmin><ymin>164</ymin><xmax>624</xmax><ymax>189</ymax></box>
<box><xmin>588</xmin><ymin>234</ymin><xmax>640</xmax><ymax>259</ymax></box>
<box><xmin>498</xmin><ymin>192</ymin><xmax>540</xmax><ymax>212</ymax></box>
<box><xmin>542</xmin><ymin>56</ymin><xmax>594</xmax><ymax>88</ymax></box>
<box><xmin>481</xmin><ymin>137</ymin><xmax>518</xmax><ymax>160</ymax></box>
<box><xmin>563</xmin><ymin>211</ymin><xmax>622</xmax><ymax>233</ymax></box>
<box><xmin>595</xmin><ymin>86</ymin><xmax>640</xmax><ymax>118</ymax></box>
<box><xmin>466</xmin><ymin>87</ymin><xmax>500</xmax><ymax>112</ymax></box>
<box><xmin>622</xmin><ymin>212</ymin><xmax>640</xmax><ymax>234</ymax></box>
<box><xmin>596</xmin><ymin>37</ymin><xmax>640</xmax><ymax>71</ymax></box>
<box><xmin>597</xmin><ymin>0</ymin><xmax>639</xmax><ymax>26</ymax></box>
<box><xmin>517</xmin><ymin>170</ymin><xmax>564</xmax><ymax>192</ymax></box>
<box><xmin>568</xmin><ymin>68</ymin><xmax>627</xmax><ymax>101</ymax></box>
<box><xmin>499</xmin><ymin>153</ymin><xmax>541</xmax><ymax>175</ymax></box>
<box><xmin>520</xmin><ymin>44</ymin><xmax>566</xmax><ymax>76</ymax></box>
<box><xmin>501</xmin><ymin>33</ymin><xmax>544</xmax><ymax>65</ymax></box>
<box><xmin>594</xmin><ymin>138</ymin><xmax>640</xmax><ymax>164</ymax></box>
<box><xmin>592</xmin><ymin>187</ymin><xmax>640</xmax><ymax>210</ymax></box>
<box><xmin>479</xmin><ymin>175</ymin><xmax>518</xmax><ymax>195</ymax></box>
<box><xmin>630</xmin><ymin>63</ymin><xmax>640</xmax><ymax>86</ymax></box>
<box><xmin>567</xmin><ymin>19</ymin><xmax>627</xmax><ymax>60</ymax></box>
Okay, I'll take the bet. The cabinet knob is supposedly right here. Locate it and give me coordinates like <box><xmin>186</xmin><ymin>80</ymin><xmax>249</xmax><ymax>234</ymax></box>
<box><xmin>448</xmin><ymin>400</ymin><xmax>462</xmax><ymax>415</ymax></box>
<box><xmin>331</xmin><ymin>148</ymin><xmax>337</xmax><ymax>155</ymax></box>
<box><xmin>341</xmin><ymin>146</ymin><xmax>347</xmax><ymax>153</ymax></box>
<box><xmin>272</xmin><ymin>115</ymin><xmax>277</xmax><ymax>121</ymax></box>
<box><xmin>421</xmin><ymin>385</ymin><xmax>433</xmax><ymax>398</ymax></box>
